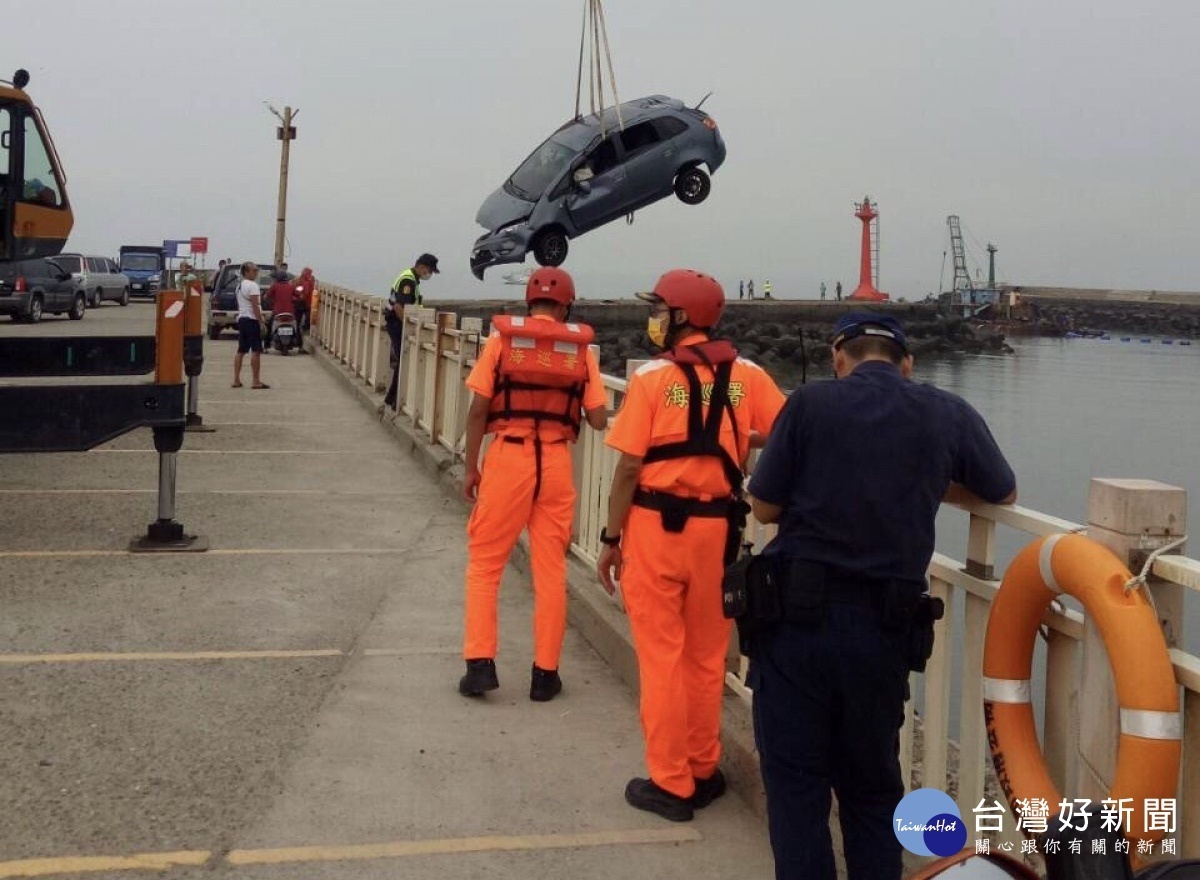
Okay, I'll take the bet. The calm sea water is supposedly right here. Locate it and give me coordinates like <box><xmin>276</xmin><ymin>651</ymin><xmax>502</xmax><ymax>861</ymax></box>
<box><xmin>924</xmin><ymin>335</ymin><xmax>1200</xmax><ymax>654</ymax></box>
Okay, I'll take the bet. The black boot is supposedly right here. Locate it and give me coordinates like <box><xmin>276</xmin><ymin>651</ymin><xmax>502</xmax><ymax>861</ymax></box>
<box><xmin>624</xmin><ymin>778</ymin><xmax>694</xmax><ymax>822</ymax></box>
<box><xmin>458</xmin><ymin>658</ymin><xmax>499</xmax><ymax>696</ymax></box>
<box><xmin>690</xmin><ymin>768</ymin><xmax>726</xmax><ymax>808</ymax></box>
<box><xmin>529</xmin><ymin>665</ymin><xmax>562</xmax><ymax>702</ymax></box>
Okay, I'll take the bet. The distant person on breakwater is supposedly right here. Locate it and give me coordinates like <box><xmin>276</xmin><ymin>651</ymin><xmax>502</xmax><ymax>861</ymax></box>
<box><xmin>764</xmin><ymin>279</ymin><xmax>773</xmax><ymax>300</ymax></box>
<box><xmin>748</xmin><ymin>279</ymin><xmax>755</xmax><ymax>300</ymax></box>
<box><xmin>739</xmin><ymin>280</ymin><xmax>745</xmax><ymax>300</ymax></box>
<box><xmin>745</xmin><ymin>313</ymin><xmax>1016</xmax><ymax>879</ymax></box>
<box><xmin>835</xmin><ymin>280</ymin><xmax>842</xmax><ymax>301</ymax></box>
<box><xmin>820</xmin><ymin>281</ymin><xmax>826</xmax><ymax>301</ymax></box>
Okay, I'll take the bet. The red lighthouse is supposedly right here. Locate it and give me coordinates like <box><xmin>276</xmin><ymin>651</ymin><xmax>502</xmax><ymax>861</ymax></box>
<box><xmin>849</xmin><ymin>195</ymin><xmax>888</xmax><ymax>302</ymax></box>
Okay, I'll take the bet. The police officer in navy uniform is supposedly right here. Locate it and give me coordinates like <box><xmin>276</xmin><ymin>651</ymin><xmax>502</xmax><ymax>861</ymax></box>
<box><xmin>745</xmin><ymin>313</ymin><xmax>1017</xmax><ymax>880</ymax></box>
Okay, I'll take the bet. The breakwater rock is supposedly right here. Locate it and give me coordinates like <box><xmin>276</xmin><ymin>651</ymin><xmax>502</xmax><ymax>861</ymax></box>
<box><xmin>1020</xmin><ymin>297</ymin><xmax>1200</xmax><ymax>340</ymax></box>
<box><xmin>439</xmin><ymin>300</ymin><xmax>1012</xmax><ymax>382</ymax></box>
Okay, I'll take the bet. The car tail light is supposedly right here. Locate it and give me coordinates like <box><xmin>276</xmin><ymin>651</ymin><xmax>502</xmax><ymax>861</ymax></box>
<box><xmin>703</xmin><ymin>117</ymin><xmax>718</xmax><ymax>130</ymax></box>
<box><xmin>15</xmin><ymin>277</ymin><xmax>26</xmax><ymax>292</ymax></box>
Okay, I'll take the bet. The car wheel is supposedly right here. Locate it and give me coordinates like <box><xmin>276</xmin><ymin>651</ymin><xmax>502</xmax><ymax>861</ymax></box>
<box><xmin>26</xmin><ymin>295</ymin><xmax>43</xmax><ymax>323</ymax></box>
<box><xmin>532</xmin><ymin>229</ymin><xmax>569</xmax><ymax>267</ymax></box>
<box><xmin>208</xmin><ymin>324</ymin><xmax>222</xmax><ymax>341</ymax></box>
<box><xmin>674</xmin><ymin>166</ymin><xmax>711</xmax><ymax>205</ymax></box>
<box><xmin>69</xmin><ymin>293</ymin><xmax>86</xmax><ymax>320</ymax></box>
<box><xmin>92</xmin><ymin>288</ymin><xmax>104</xmax><ymax>308</ymax></box>
<box><xmin>119</xmin><ymin>287</ymin><xmax>130</xmax><ymax>307</ymax></box>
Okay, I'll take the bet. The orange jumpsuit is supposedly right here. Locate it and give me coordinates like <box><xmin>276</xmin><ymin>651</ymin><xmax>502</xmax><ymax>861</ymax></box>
<box><xmin>606</xmin><ymin>333</ymin><xmax>786</xmax><ymax>798</ymax></box>
<box><xmin>463</xmin><ymin>317</ymin><xmax>607</xmax><ymax>670</ymax></box>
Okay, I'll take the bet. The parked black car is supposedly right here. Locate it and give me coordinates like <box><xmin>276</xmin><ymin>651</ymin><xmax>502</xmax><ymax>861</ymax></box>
<box><xmin>0</xmin><ymin>256</ymin><xmax>85</xmax><ymax>322</ymax></box>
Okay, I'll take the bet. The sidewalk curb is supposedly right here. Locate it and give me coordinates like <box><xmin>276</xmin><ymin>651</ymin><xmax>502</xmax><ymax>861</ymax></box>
<box><xmin>311</xmin><ymin>343</ymin><xmax>767</xmax><ymax>818</ymax></box>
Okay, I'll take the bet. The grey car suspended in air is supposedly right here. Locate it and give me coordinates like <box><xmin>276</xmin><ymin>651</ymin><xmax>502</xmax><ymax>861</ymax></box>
<box><xmin>470</xmin><ymin>95</ymin><xmax>726</xmax><ymax>280</ymax></box>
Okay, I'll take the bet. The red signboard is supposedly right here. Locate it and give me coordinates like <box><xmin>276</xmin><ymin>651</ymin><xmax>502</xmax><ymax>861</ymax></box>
<box><xmin>190</xmin><ymin>236</ymin><xmax>209</xmax><ymax>254</ymax></box>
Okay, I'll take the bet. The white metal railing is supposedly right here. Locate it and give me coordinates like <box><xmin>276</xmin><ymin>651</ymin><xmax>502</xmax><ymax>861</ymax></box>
<box><xmin>313</xmin><ymin>291</ymin><xmax>1200</xmax><ymax>859</ymax></box>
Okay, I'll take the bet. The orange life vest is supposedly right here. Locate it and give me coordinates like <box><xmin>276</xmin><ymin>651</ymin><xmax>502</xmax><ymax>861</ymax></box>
<box><xmin>486</xmin><ymin>315</ymin><xmax>596</xmax><ymax>440</ymax></box>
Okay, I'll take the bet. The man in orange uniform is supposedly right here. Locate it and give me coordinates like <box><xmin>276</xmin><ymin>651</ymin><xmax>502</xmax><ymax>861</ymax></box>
<box><xmin>598</xmin><ymin>269</ymin><xmax>786</xmax><ymax>821</ymax></box>
<box><xmin>460</xmin><ymin>267</ymin><xmax>609</xmax><ymax>701</ymax></box>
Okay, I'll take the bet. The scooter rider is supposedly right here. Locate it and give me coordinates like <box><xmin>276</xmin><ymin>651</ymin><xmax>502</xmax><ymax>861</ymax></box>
<box><xmin>264</xmin><ymin>270</ymin><xmax>302</xmax><ymax>353</ymax></box>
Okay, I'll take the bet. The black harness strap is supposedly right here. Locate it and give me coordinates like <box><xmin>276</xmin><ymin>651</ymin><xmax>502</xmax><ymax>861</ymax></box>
<box><xmin>642</xmin><ymin>354</ymin><xmax>743</xmax><ymax>495</ymax></box>
<box><xmin>637</xmin><ymin>344</ymin><xmax>749</xmax><ymax>560</ymax></box>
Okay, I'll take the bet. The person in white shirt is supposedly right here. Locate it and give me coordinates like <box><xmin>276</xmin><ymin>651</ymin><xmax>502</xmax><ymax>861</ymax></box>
<box><xmin>232</xmin><ymin>262</ymin><xmax>269</xmax><ymax>389</ymax></box>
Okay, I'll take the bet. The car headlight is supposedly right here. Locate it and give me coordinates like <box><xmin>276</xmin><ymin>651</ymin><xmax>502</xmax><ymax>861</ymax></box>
<box><xmin>495</xmin><ymin>219</ymin><xmax>528</xmax><ymax>236</ymax></box>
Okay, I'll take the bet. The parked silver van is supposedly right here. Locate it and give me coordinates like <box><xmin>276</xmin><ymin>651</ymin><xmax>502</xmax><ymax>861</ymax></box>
<box><xmin>56</xmin><ymin>253</ymin><xmax>131</xmax><ymax>307</ymax></box>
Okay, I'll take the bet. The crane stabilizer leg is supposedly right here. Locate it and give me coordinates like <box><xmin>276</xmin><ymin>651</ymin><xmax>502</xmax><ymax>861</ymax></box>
<box><xmin>130</xmin><ymin>291</ymin><xmax>208</xmax><ymax>553</ymax></box>
<box><xmin>183</xmin><ymin>281</ymin><xmax>215</xmax><ymax>432</ymax></box>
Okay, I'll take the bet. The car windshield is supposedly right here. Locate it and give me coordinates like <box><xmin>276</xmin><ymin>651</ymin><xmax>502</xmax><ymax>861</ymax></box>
<box><xmin>507</xmin><ymin>135</ymin><xmax>581</xmax><ymax>200</ymax></box>
<box><xmin>220</xmin><ymin>265</ymin><xmax>275</xmax><ymax>292</ymax></box>
<box><xmin>121</xmin><ymin>255</ymin><xmax>160</xmax><ymax>271</ymax></box>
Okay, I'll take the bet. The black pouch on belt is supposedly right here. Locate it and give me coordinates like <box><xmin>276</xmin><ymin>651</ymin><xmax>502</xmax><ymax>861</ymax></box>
<box><xmin>782</xmin><ymin>559</ymin><xmax>825</xmax><ymax>627</ymax></box>
<box><xmin>906</xmin><ymin>593</ymin><xmax>945</xmax><ymax>673</ymax></box>
<box><xmin>726</xmin><ymin>555</ymin><xmax>779</xmax><ymax>656</ymax></box>
<box><xmin>722</xmin><ymin>552</ymin><xmax>755</xmax><ymax>620</ymax></box>
<box><xmin>657</xmin><ymin>494</ymin><xmax>690</xmax><ymax>533</ymax></box>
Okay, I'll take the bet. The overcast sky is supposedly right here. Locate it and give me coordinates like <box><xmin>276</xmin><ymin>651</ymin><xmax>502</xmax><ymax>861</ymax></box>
<box><xmin>7</xmin><ymin>0</ymin><xmax>1200</xmax><ymax>300</ymax></box>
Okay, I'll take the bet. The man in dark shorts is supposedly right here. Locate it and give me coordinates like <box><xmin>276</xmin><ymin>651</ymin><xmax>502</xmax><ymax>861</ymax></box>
<box><xmin>232</xmin><ymin>262</ymin><xmax>269</xmax><ymax>389</ymax></box>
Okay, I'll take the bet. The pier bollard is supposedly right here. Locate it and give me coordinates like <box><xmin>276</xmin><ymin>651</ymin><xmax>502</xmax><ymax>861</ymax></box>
<box><xmin>129</xmin><ymin>291</ymin><xmax>208</xmax><ymax>553</ymax></box>
<box><xmin>1078</xmin><ymin>479</ymin><xmax>1186</xmax><ymax>801</ymax></box>
<box><xmin>182</xmin><ymin>279</ymin><xmax>215</xmax><ymax>433</ymax></box>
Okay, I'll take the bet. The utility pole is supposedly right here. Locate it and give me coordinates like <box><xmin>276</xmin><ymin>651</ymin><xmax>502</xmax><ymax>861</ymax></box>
<box><xmin>267</xmin><ymin>104</ymin><xmax>298</xmax><ymax>268</ymax></box>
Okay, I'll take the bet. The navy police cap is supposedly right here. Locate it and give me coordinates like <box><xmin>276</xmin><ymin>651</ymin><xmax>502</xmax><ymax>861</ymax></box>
<box><xmin>832</xmin><ymin>312</ymin><xmax>908</xmax><ymax>353</ymax></box>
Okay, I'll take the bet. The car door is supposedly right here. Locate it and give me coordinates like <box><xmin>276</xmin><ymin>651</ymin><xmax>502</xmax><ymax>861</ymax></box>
<box><xmin>85</xmin><ymin>257</ymin><xmax>105</xmax><ymax>302</ymax></box>
<box><xmin>44</xmin><ymin>257</ymin><xmax>73</xmax><ymax>309</ymax></box>
<box><xmin>618</xmin><ymin>118</ymin><xmax>685</xmax><ymax>212</ymax></box>
<box><xmin>105</xmin><ymin>259</ymin><xmax>124</xmax><ymax>297</ymax></box>
<box><xmin>563</xmin><ymin>134</ymin><xmax>628</xmax><ymax>233</ymax></box>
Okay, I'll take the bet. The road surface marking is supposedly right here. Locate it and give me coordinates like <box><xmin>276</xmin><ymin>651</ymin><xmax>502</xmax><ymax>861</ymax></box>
<box><xmin>0</xmin><ymin>850</ymin><xmax>210</xmax><ymax>878</ymax></box>
<box><xmin>0</xmin><ymin>829</ymin><xmax>700</xmax><ymax>877</ymax></box>
<box><xmin>226</xmin><ymin>827</ymin><xmax>703</xmax><ymax>866</ymax></box>
<box><xmin>90</xmin><ymin>450</ymin><xmax>342</xmax><ymax>455</ymax></box>
<box><xmin>0</xmin><ymin>548</ymin><xmax>409</xmax><ymax>559</ymax></box>
<box><xmin>362</xmin><ymin>648</ymin><xmax>461</xmax><ymax>657</ymax></box>
<box><xmin>0</xmin><ymin>649</ymin><xmax>343</xmax><ymax>665</ymax></box>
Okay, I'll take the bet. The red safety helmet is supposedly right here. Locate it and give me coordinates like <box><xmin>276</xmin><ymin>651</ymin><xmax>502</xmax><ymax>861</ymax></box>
<box><xmin>638</xmin><ymin>269</ymin><xmax>725</xmax><ymax>328</ymax></box>
<box><xmin>525</xmin><ymin>267</ymin><xmax>576</xmax><ymax>306</ymax></box>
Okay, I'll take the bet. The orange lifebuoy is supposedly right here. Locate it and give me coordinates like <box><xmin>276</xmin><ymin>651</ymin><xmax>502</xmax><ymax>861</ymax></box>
<box><xmin>982</xmin><ymin>533</ymin><xmax>1181</xmax><ymax>842</ymax></box>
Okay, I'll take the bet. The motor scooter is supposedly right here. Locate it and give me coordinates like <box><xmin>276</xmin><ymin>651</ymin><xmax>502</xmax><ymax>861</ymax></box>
<box><xmin>271</xmin><ymin>312</ymin><xmax>300</xmax><ymax>355</ymax></box>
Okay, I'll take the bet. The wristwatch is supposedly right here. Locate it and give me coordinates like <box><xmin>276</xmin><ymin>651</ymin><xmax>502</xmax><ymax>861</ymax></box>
<box><xmin>599</xmin><ymin>527</ymin><xmax>622</xmax><ymax>547</ymax></box>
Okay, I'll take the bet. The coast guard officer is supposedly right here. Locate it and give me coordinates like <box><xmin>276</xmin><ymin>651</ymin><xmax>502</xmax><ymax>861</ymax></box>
<box><xmin>746</xmin><ymin>313</ymin><xmax>1016</xmax><ymax>880</ymax></box>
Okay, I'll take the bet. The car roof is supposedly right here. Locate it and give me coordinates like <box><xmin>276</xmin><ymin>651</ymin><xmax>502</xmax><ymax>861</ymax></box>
<box><xmin>556</xmin><ymin>95</ymin><xmax>689</xmax><ymax>139</ymax></box>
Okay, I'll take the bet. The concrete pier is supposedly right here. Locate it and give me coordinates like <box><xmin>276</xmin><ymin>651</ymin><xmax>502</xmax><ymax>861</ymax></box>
<box><xmin>0</xmin><ymin>305</ymin><xmax>774</xmax><ymax>878</ymax></box>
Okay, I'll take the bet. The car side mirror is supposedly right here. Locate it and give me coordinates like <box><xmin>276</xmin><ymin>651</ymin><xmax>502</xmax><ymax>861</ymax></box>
<box><xmin>575</xmin><ymin>179</ymin><xmax>593</xmax><ymax>195</ymax></box>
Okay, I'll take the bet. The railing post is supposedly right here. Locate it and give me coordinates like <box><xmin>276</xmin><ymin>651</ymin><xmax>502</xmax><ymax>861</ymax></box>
<box><xmin>1082</xmin><ymin>479</ymin><xmax>1187</xmax><ymax>801</ymax></box>
<box><xmin>430</xmin><ymin>312</ymin><xmax>455</xmax><ymax>446</ymax></box>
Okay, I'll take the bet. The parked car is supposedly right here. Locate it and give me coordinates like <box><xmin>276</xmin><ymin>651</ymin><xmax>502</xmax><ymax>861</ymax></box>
<box><xmin>206</xmin><ymin>262</ymin><xmax>277</xmax><ymax>340</ymax></box>
<box><xmin>0</xmin><ymin>256</ymin><xmax>86</xmax><ymax>322</ymax></box>
<box><xmin>56</xmin><ymin>253</ymin><xmax>130</xmax><ymax>307</ymax></box>
<box><xmin>470</xmin><ymin>95</ymin><xmax>726</xmax><ymax>279</ymax></box>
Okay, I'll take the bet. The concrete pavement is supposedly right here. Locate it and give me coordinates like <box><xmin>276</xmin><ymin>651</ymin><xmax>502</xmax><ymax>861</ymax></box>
<box><xmin>0</xmin><ymin>304</ymin><xmax>775</xmax><ymax>878</ymax></box>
